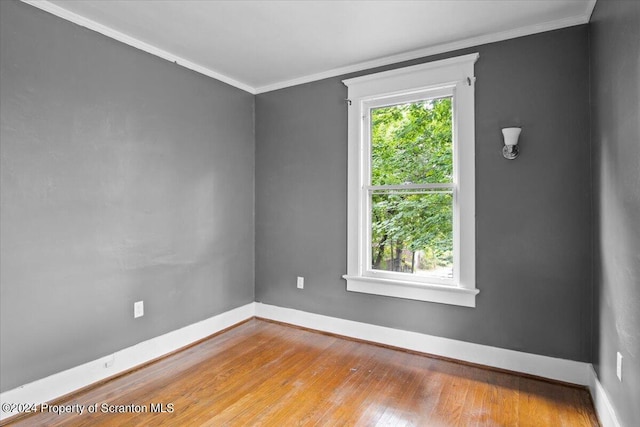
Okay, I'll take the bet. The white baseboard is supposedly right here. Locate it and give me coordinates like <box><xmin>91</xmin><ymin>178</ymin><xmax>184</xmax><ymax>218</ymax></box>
<box><xmin>588</xmin><ymin>365</ymin><xmax>622</xmax><ymax>427</ymax></box>
<box><xmin>256</xmin><ymin>303</ymin><xmax>627</xmax><ymax>426</ymax></box>
<box><xmin>255</xmin><ymin>303</ymin><xmax>592</xmax><ymax>386</ymax></box>
<box><xmin>2</xmin><ymin>301</ymin><xmax>620</xmax><ymax>427</ymax></box>
<box><xmin>0</xmin><ymin>302</ymin><xmax>255</xmax><ymax>421</ymax></box>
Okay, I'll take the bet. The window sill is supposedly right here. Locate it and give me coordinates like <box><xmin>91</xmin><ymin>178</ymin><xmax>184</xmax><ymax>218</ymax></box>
<box><xmin>343</xmin><ymin>275</ymin><xmax>478</xmax><ymax>307</ymax></box>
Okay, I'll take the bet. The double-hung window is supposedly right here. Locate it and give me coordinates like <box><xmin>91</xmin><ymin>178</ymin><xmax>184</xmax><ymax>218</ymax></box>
<box><xmin>342</xmin><ymin>54</ymin><xmax>479</xmax><ymax>307</ymax></box>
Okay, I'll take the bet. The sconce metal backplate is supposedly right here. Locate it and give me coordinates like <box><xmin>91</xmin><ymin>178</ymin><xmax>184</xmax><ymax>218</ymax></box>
<box><xmin>502</xmin><ymin>145</ymin><xmax>519</xmax><ymax>160</ymax></box>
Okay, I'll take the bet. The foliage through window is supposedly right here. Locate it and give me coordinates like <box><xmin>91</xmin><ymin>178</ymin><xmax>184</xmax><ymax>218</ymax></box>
<box><xmin>369</xmin><ymin>97</ymin><xmax>453</xmax><ymax>279</ymax></box>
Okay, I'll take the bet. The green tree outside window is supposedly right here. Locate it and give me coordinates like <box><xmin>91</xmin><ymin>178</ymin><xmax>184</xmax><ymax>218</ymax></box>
<box><xmin>370</xmin><ymin>97</ymin><xmax>453</xmax><ymax>276</ymax></box>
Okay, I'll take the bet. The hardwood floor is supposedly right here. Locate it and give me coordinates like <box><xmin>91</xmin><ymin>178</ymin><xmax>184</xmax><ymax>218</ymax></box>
<box><xmin>4</xmin><ymin>318</ymin><xmax>599</xmax><ymax>426</ymax></box>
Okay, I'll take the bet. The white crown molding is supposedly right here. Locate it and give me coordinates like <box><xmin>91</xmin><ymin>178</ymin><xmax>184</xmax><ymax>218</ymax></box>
<box><xmin>586</xmin><ymin>0</ymin><xmax>598</xmax><ymax>21</ymax></box>
<box><xmin>22</xmin><ymin>0</ymin><xmax>596</xmax><ymax>96</ymax></box>
<box><xmin>20</xmin><ymin>0</ymin><xmax>257</xmax><ymax>94</ymax></box>
<box><xmin>254</xmin><ymin>6</ymin><xmax>596</xmax><ymax>94</ymax></box>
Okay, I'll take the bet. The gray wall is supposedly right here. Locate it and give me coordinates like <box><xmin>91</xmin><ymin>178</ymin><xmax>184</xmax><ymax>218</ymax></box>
<box><xmin>590</xmin><ymin>1</ymin><xmax>640</xmax><ymax>426</ymax></box>
<box><xmin>256</xmin><ymin>26</ymin><xmax>592</xmax><ymax>362</ymax></box>
<box><xmin>0</xmin><ymin>0</ymin><xmax>254</xmax><ymax>392</ymax></box>
<box><xmin>8</xmin><ymin>0</ymin><xmax>638</xmax><ymax>415</ymax></box>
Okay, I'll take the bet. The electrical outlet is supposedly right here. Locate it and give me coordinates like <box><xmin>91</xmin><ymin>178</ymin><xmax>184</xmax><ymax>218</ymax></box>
<box><xmin>616</xmin><ymin>352</ymin><xmax>623</xmax><ymax>381</ymax></box>
<box><xmin>134</xmin><ymin>301</ymin><xmax>144</xmax><ymax>318</ymax></box>
<box><xmin>297</xmin><ymin>276</ymin><xmax>304</xmax><ymax>289</ymax></box>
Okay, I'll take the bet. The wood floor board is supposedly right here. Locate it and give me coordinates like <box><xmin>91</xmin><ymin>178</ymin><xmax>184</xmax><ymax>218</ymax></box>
<box><xmin>3</xmin><ymin>318</ymin><xmax>599</xmax><ymax>426</ymax></box>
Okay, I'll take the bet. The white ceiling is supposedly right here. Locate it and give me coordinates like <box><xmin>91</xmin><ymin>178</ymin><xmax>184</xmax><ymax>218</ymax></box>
<box><xmin>24</xmin><ymin>0</ymin><xmax>596</xmax><ymax>94</ymax></box>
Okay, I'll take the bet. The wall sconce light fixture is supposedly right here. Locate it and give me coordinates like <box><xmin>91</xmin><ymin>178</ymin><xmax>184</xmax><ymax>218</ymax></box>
<box><xmin>502</xmin><ymin>127</ymin><xmax>521</xmax><ymax>160</ymax></box>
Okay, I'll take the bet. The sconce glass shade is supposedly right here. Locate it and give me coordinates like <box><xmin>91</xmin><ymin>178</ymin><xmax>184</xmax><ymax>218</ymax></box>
<box><xmin>502</xmin><ymin>127</ymin><xmax>521</xmax><ymax>160</ymax></box>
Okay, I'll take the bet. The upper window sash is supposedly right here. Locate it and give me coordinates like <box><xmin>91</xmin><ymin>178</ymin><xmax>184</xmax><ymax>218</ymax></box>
<box><xmin>361</xmin><ymin>87</ymin><xmax>456</xmax><ymax>187</ymax></box>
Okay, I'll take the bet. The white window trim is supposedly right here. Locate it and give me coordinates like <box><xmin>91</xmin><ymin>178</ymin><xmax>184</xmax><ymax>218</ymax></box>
<box><xmin>342</xmin><ymin>53</ymin><xmax>479</xmax><ymax>308</ymax></box>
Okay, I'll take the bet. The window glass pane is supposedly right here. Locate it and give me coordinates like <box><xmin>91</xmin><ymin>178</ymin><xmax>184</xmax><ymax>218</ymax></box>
<box><xmin>371</xmin><ymin>190</ymin><xmax>453</xmax><ymax>279</ymax></box>
<box><xmin>371</xmin><ymin>97</ymin><xmax>453</xmax><ymax>186</ymax></box>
